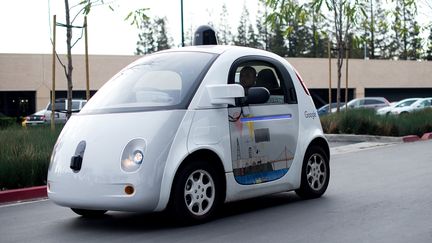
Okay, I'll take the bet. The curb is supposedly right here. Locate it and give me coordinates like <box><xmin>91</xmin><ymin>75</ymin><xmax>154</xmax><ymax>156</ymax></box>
<box><xmin>0</xmin><ymin>186</ymin><xmax>47</xmax><ymax>204</ymax></box>
<box><xmin>326</xmin><ymin>133</ymin><xmax>432</xmax><ymax>144</ymax></box>
<box><xmin>325</xmin><ymin>134</ymin><xmax>403</xmax><ymax>143</ymax></box>
<box><xmin>402</xmin><ymin>135</ymin><xmax>421</xmax><ymax>143</ymax></box>
<box><xmin>421</xmin><ymin>132</ymin><xmax>432</xmax><ymax>140</ymax></box>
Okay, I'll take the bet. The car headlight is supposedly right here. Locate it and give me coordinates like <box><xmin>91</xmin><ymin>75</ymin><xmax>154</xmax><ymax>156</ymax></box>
<box><xmin>121</xmin><ymin>138</ymin><xmax>146</xmax><ymax>172</ymax></box>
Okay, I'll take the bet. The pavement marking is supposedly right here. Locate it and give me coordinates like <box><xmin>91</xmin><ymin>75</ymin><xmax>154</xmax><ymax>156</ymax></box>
<box><xmin>331</xmin><ymin>142</ymin><xmax>399</xmax><ymax>155</ymax></box>
<box><xmin>0</xmin><ymin>198</ymin><xmax>48</xmax><ymax>208</ymax></box>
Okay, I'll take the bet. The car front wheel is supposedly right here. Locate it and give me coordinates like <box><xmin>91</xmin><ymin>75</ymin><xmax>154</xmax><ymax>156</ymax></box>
<box><xmin>170</xmin><ymin>160</ymin><xmax>222</xmax><ymax>223</ymax></box>
<box><xmin>295</xmin><ymin>146</ymin><xmax>330</xmax><ymax>199</ymax></box>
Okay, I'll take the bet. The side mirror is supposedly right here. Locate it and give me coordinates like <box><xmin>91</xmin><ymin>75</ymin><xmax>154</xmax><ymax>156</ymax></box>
<box><xmin>245</xmin><ymin>87</ymin><xmax>270</xmax><ymax>105</ymax></box>
<box><xmin>206</xmin><ymin>84</ymin><xmax>245</xmax><ymax>106</ymax></box>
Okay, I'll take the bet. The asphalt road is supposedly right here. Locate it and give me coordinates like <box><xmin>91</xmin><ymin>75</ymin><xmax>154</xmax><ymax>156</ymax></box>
<box><xmin>1</xmin><ymin>140</ymin><xmax>432</xmax><ymax>243</ymax></box>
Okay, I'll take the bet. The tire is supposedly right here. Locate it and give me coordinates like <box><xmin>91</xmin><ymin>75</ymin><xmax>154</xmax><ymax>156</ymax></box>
<box><xmin>295</xmin><ymin>146</ymin><xmax>330</xmax><ymax>199</ymax></box>
<box><xmin>71</xmin><ymin>208</ymin><xmax>107</xmax><ymax>217</ymax></box>
<box><xmin>170</xmin><ymin>160</ymin><xmax>222</xmax><ymax>224</ymax></box>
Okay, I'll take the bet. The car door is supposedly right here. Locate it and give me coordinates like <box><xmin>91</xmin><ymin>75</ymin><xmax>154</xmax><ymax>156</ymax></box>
<box><xmin>227</xmin><ymin>57</ymin><xmax>299</xmax><ymax>185</ymax></box>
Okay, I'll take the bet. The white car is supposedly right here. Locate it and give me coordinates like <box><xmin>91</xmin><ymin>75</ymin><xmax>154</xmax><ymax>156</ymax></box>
<box><xmin>24</xmin><ymin>99</ymin><xmax>87</xmax><ymax>125</ymax></box>
<box><xmin>48</xmin><ymin>46</ymin><xmax>330</xmax><ymax>223</ymax></box>
<box><xmin>391</xmin><ymin>98</ymin><xmax>432</xmax><ymax>115</ymax></box>
<box><xmin>376</xmin><ymin>98</ymin><xmax>420</xmax><ymax>115</ymax></box>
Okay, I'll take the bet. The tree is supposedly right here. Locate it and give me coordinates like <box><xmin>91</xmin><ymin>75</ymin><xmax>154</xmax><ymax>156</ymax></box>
<box><xmin>154</xmin><ymin>17</ymin><xmax>171</xmax><ymax>51</ymax></box>
<box><xmin>408</xmin><ymin>21</ymin><xmax>422</xmax><ymax>60</ymax></box>
<box><xmin>234</xmin><ymin>5</ymin><xmax>250</xmax><ymax>46</ymax></box>
<box><xmin>269</xmin><ymin>23</ymin><xmax>288</xmax><ymax>56</ymax></box>
<box><xmin>56</xmin><ymin>0</ymin><xmax>116</xmax><ymax>118</ymax></box>
<box><xmin>135</xmin><ymin>17</ymin><xmax>155</xmax><ymax>55</ymax></box>
<box><xmin>358</xmin><ymin>0</ymin><xmax>390</xmax><ymax>59</ymax></box>
<box><xmin>247</xmin><ymin>24</ymin><xmax>261</xmax><ymax>48</ymax></box>
<box><xmin>389</xmin><ymin>0</ymin><xmax>418</xmax><ymax>60</ymax></box>
<box><xmin>256</xmin><ymin>0</ymin><xmax>271</xmax><ymax>50</ymax></box>
<box><xmin>218</xmin><ymin>3</ymin><xmax>232</xmax><ymax>45</ymax></box>
<box><xmin>309</xmin><ymin>0</ymin><xmax>363</xmax><ymax>112</ymax></box>
<box><xmin>265</xmin><ymin>0</ymin><xmax>326</xmax><ymax>57</ymax></box>
<box><xmin>305</xmin><ymin>2</ymin><xmax>328</xmax><ymax>57</ymax></box>
<box><xmin>426</xmin><ymin>28</ymin><xmax>432</xmax><ymax>60</ymax></box>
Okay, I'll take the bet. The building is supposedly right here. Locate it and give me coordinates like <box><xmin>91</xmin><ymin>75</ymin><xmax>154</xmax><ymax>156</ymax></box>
<box><xmin>1</xmin><ymin>53</ymin><xmax>431</xmax><ymax>117</ymax></box>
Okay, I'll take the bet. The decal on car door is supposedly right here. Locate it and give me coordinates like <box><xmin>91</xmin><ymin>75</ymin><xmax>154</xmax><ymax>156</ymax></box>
<box><xmin>229</xmin><ymin>106</ymin><xmax>296</xmax><ymax>185</ymax></box>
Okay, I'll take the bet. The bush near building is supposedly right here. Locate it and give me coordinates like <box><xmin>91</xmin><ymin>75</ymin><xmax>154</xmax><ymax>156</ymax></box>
<box><xmin>0</xmin><ymin>126</ymin><xmax>61</xmax><ymax>190</ymax></box>
<box><xmin>321</xmin><ymin>108</ymin><xmax>432</xmax><ymax>137</ymax></box>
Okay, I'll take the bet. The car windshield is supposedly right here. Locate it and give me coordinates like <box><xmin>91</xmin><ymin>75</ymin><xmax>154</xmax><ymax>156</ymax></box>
<box><xmin>80</xmin><ymin>51</ymin><xmax>216</xmax><ymax>114</ymax></box>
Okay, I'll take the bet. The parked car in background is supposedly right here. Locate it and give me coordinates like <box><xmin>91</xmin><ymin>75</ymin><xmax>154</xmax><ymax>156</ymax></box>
<box><xmin>24</xmin><ymin>99</ymin><xmax>87</xmax><ymax>126</ymax></box>
<box><xmin>331</xmin><ymin>97</ymin><xmax>390</xmax><ymax>112</ymax></box>
<box><xmin>24</xmin><ymin>109</ymin><xmax>50</xmax><ymax>125</ymax></box>
<box><xmin>390</xmin><ymin>98</ymin><xmax>432</xmax><ymax>115</ymax></box>
<box><xmin>317</xmin><ymin>102</ymin><xmax>345</xmax><ymax>116</ymax></box>
<box><xmin>377</xmin><ymin>98</ymin><xmax>420</xmax><ymax>115</ymax></box>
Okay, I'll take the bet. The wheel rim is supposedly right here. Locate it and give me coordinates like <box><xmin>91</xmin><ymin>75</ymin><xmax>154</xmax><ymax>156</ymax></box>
<box><xmin>306</xmin><ymin>153</ymin><xmax>327</xmax><ymax>191</ymax></box>
<box><xmin>184</xmin><ymin>169</ymin><xmax>215</xmax><ymax>216</ymax></box>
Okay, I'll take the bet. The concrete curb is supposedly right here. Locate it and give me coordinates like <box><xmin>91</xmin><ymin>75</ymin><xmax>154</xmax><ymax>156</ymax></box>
<box><xmin>325</xmin><ymin>134</ymin><xmax>403</xmax><ymax>143</ymax></box>
<box><xmin>326</xmin><ymin>133</ymin><xmax>432</xmax><ymax>143</ymax></box>
<box><xmin>0</xmin><ymin>186</ymin><xmax>47</xmax><ymax>204</ymax></box>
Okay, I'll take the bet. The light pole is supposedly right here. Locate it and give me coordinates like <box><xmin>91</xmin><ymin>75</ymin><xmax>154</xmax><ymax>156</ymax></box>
<box><xmin>181</xmin><ymin>0</ymin><xmax>184</xmax><ymax>47</ymax></box>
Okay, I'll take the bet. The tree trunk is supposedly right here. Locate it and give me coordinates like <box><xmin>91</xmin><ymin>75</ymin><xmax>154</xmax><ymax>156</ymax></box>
<box><xmin>335</xmin><ymin>0</ymin><xmax>344</xmax><ymax>112</ymax></box>
<box><xmin>370</xmin><ymin>0</ymin><xmax>375</xmax><ymax>59</ymax></box>
<box><xmin>64</xmin><ymin>0</ymin><xmax>73</xmax><ymax>119</ymax></box>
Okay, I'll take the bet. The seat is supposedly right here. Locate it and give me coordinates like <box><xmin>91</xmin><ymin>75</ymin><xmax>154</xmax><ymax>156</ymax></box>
<box><xmin>256</xmin><ymin>69</ymin><xmax>279</xmax><ymax>91</ymax></box>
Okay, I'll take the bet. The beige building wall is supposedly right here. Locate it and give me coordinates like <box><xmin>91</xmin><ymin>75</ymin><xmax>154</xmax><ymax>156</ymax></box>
<box><xmin>1</xmin><ymin>53</ymin><xmax>431</xmax><ymax>111</ymax></box>
<box><xmin>288</xmin><ymin>58</ymin><xmax>432</xmax><ymax>98</ymax></box>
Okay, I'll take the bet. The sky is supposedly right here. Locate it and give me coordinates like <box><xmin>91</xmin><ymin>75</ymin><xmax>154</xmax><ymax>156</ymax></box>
<box><xmin>0</xmin><ymin>0</ymin><xmax>430</xmax><ymax>56</ymax></box>
<box><xmin>0</xmin><ymin>0</ymin><xmax>260</xmax><ymax>55</ymax></box>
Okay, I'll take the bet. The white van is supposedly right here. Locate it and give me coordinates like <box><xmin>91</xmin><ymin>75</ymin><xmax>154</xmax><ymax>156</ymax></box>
<box><xmin>48</xmin><ymin>46</ymin><xmax>330</xmax><ymax>222</ymax></box>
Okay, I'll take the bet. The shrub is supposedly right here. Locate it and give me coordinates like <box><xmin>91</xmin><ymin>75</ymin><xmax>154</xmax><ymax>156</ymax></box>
<box><xmin>0</xmin><ymin>117</ymin><xmax>17</xmax><ymax>129</ymax></box>
<box><xmin>0</xmin><ymin>126</ymin><xmax>62</xmax><ymax>190</ymax></box>
<box><xmin>320</xmin><ymin>108</ymin><xmax>432</xmax><ymax>137</ymax></box>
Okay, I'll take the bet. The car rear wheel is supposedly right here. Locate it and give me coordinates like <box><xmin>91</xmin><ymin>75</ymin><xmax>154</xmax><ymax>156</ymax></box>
<box><xmin>71</xmin><ymin>208</ymin><xmax>107</xmax><ymax>217</ymax></box>
<box><xmin>170</xmin><ymin>160</ymin><xmax>222</xmax><ymax>224</ymax></box>
<box><xmin>295</xmin><ymin>146</ymin><xmax>330</xmax><ymax>199</ymax></box>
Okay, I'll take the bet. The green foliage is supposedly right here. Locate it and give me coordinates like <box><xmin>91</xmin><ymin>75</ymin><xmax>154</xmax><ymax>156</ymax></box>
<box><xmin>269</xmin><ymin>22</ymin><xmax>289</xmax><ymax>57</ymax></box>
<box><xmin>125</xmin><ymin>8</ymin><xmax>149</xmax><ymax>29</ymax></box>
<box><xmin>321</xmin><ymin>108</ymin><xmax>432</xmax><ymax>137</ymax></box>
<box><xmin>135</xmin><ymin>15</ymin><xmax>155</xmax><ymax>55</ymax></box>
<box><xmin>234</xmin><ymin>5</ymin><xmax>250</xmax><ymax>46</ymax></box>
<box><xmin>389</xmin><ymin>0</ymin><xmax>418</xmax><ymax>60</ymax></box>
<box><xmin>154</xmin><ymin>17</ymin><xmax>172</xmax><ymax>51</ymax></box>
<box><xmin>218</xmin><ymin>3</ymin><xmax>232</xmax><ymax>45</ymax></box>
<box><xmin>0</xmin><ymin>117</ymin><xmax>16</xmax><ymax>129</ymax></box>
<box><xmin>426</xmin><ymin>28</ymin><xmax>432</xmax><ymax>61</ymax></box>
<box><xmin>134</xmin><ymin>16</ymin><xmax>171</xmax><ymax>55</ymax></box>
<box><xmin>0</xmin><ymin>126</ymin><xmax>62</xmax><ymax>190</ymax></box>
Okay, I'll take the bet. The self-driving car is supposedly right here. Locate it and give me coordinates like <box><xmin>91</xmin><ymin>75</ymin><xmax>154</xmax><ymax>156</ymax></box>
<box><xmin>48</xmin><ymin>45</ymin><xmax>330</xmax><ymax>222</ymax></box>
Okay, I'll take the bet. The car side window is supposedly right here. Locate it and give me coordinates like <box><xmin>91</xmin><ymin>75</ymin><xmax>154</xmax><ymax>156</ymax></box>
<box><xmin>232</xmin><ymin>61</ymin><xmax>289</xmax><ymax>105</ymax></box>
<box><xmin>419</xmin><ymin>100</ymin><xmax>428</xmax><ymax>108</ymax></box>
<box><xmin>365</xmin><ymin>100</ymin><xmax>381</xmax><ymax>105</ymax></box>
